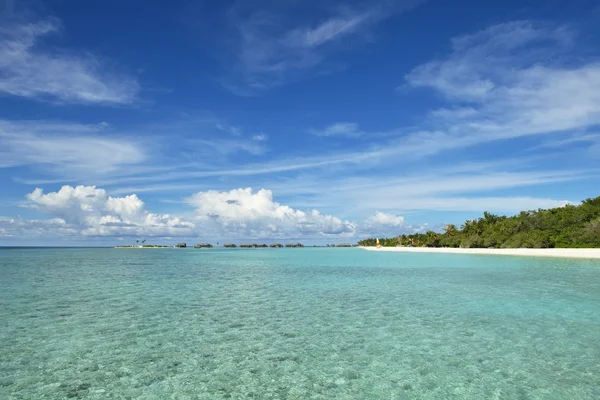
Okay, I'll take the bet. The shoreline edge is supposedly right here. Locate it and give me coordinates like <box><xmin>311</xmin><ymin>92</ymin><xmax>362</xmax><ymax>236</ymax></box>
<box><xmin>360</xmin><ymin>246</ymin><xmax>600</xmax><ymax>259</ymax></box>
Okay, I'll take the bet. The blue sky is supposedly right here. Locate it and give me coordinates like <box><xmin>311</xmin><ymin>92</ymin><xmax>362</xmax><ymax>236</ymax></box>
<box><xmin>1</xmin><ymin>0</ymin><xmax>599</xmax><ymax>245</ymax></box>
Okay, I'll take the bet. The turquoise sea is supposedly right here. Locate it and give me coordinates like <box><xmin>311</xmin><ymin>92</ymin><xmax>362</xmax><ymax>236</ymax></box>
<box><xmin>1</xmin><ymin>248</ymin><xmax>599</xmax><ymax>399</ymax></box>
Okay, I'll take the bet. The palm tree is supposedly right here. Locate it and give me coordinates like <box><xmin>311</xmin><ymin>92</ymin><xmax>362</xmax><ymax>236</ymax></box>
<box><xmin>483</xmin><ymin>211</ymin><xmax>498</xmax><ymax>225</ymax></box>
<box><xmin>444</xmin><ymin>224</ymin><xmax>458</xmax><ymax>236</ymax></box>
<box><xmin>461</xmin><ymin>220</ymin><xmax>471</xmax><ymax>234</ymax></box>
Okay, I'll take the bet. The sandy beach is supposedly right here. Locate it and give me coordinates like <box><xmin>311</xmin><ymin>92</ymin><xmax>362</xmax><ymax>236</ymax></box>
<box><xmin>361</xmin><ymin>246</ymin><xmax>600</xmax><ymax>259</ymax></box>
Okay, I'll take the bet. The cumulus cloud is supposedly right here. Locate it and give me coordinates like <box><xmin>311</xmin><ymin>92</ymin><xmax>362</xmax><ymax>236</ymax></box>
<box><xmin>7</xmin><ymin>185</ymin><xmax>372</xmax><ymax>240</ymax></box>
<box><xmin>25</xmin><ymin>185</ymin><xmax>194</xmax><ymax>237</ymax></box>
<box><xmin>10</xmin><ymin>185</ymin><xmax>551</xmax><ymax>242</ymax></box>
<box><xmin>186</xmin><ymin>187</ymin><xmax>356</xmax><ymax>238</ymax></box>
<box><xmin>358</xmin><ymin>211</ymin><xmax>429</xmax><ymax>237</ymax></box>
<box><xmin>365</xmin><ymin>211</ymin><xmax>405</xmax><ymax>227</ymax></box>
<box><xmin>0</xmin><ymin>19</ymin><xmax>139</xmax><ymax>104</ymax></box>
<box><xmin>0</xmin><ymin>217</ymin><xmax>78</xmax><ymax>238</ymax></box>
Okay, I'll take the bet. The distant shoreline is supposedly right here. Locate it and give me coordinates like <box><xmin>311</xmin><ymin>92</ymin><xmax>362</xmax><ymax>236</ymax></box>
<box><xmin>114</xmin><ymin>246</ymin><xmax>170</xmax><ymax>249</ymax></box>
<box><xmin>361</xmin><ymin>246</ymin><xmax>600</xmax><ymax>259</ymax></box>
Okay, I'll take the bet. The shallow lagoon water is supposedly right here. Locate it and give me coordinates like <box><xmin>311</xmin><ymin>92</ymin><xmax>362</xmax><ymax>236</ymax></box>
<box><xmin>1</xmin><ymin>248</ymin><xmax>599</xmax><ymax>399</ymax></box>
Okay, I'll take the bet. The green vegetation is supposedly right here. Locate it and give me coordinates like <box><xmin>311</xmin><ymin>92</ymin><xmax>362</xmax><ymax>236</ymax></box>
<box><xmin>358</xmin><ymin>196</ymin><xmax>600</xmax><ymax>249</ymax></box>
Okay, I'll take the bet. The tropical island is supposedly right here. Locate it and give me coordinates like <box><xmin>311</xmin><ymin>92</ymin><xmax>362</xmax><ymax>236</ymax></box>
<box><xmin>359</xmin><ymin>195</ymin><xmax>600</xmax><ymax>249</ymax></box>
<box><xmin>114</xmin><ymin>244</ymin><xmax>169</xmax><ymax>248</ymax></box>
<box><xmin>115</xmin><ymin>241</ymin><xmax>309</xmax><ymax>248</ymax></box>
<box><xmin>358</xmin><ymin>196</ymin><xmax>600</xmax><ymax>258</ymax></box>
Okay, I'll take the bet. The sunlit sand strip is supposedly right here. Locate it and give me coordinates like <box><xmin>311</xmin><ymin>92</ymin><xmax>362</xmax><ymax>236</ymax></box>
<box><xmin>361</xmin><ymin>246</ymin><xmax>600</xmax><ymax>259</ymax></box>
<box><xmin>113</xmin><ymin>246</ymin><xmax>172</xmax><ymax>249</ymax></box>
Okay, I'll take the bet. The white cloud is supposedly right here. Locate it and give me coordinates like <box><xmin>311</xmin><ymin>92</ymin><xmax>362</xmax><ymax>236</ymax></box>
<box><xmin>216</xmin><ymin>123</ymin><xmax>243</xmax><ymax>136</ymax></box>
<box><xmin>252</xmin><ymin>133</ymin><xmax>268</xmax><ymax>141</ymax></box>
<box><xmin>0</xmin><ymin>19</ymin><xmax>139</xmax><ymax>104</ymax></box>
<box><xmin>25</xmin><ymin>185</ymin><xmax>194</xmax><ymax>237</ymax></box>
<box><xmin>404</xmin><ymin>21</ymin><xmax>600</xmax><ymax>147</ymax></box>
<box><xmin>365</xmin><ymin>211</ymin><xmax>405</xmax><ymax>227</ymax></box>
<box><xmin>227</xmin><ymin>2</ymin><xmax>417</xmax><ymax>94</ymax></box>
<box><xmin>359</xmin><ymin>211</ymin><xmax>428</xmax><ymax>237</ymax></box>
<box><xmin>284</xmin><ymin>12</ymin><xmax>373</xmax><ymax>48</ymax></box>
<box><xmin>339</xmin><ymin>170</ymin><xmax>583</xmax><ymax>200</ymax></box>
<box><xmin>406</xmin><ymin>21</ymin><xmax>572</xmax><ymax>101</ymax></box>
<box><xmin>0</xmin><ymin>217</ymin><xmax>78</xmax><ymax>238</ymax></box>
<box><xmin>311</xmin><ymin>122</ymin><xmax>362</xmax><ymax>137</ymax></box>
<box><xmin>374</xmin><ymin>197</ymin><xmax>573</xmax><ymax>213</ymax></box>
<box><xmin>193</xmin><ymin>138</ymin><xmax>268</xmax><ymax>156</ymax></box>
<box><xmin>186</xmin><ymin>187</ymin><xmax>356</xmax><ymax>238</ymax></box>
<box><xmin>0</xmin><ymin>120</ymin><xmax>146</xmax><ymax>175</ymax></box>
<box><xmin>535</xmin><ymin>133</ymin><xmax>600</xmax><ymax>149</ymax></box>
<box><xmin>10</xmin><ymin>185</ymin><xmax>364</xmax><ymax>240</ymax></box>
<box><xmin>0</xmin><ymin>183</ymin><xmax>576</xmax><ymax>241</ymax></box>
<box><xmin>248</xmin><ymin>167</ymin><xmax>582</xmax><ymax>215</ymax></box>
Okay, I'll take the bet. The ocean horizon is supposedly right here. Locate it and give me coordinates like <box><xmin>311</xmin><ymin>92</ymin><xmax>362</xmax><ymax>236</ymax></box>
<box><xmin>1</xmin><ymin>247</ymin><xmax>599</xmax><ymax>399</ymax></box>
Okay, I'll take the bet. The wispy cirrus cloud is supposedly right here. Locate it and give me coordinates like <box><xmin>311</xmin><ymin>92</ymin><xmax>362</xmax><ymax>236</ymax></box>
<box><xmin>0</xmin><ymin>19</ymin><xmax>139</xmax><ymax>104</ymax></box>
<box><xmin>404</xmin><ymin>21</ymin><xmax>600</xmax><ymax>147</ymax></box>
<box><xmin>235</xmin><ymin>10</ymin><xmax>371</xmax><ymax>90</ymax></box>
<box><xmin>6</xmin><ymin>21</ymin><xmax>598</xmax><ymax>223</ymax></box>
<box><xmin>225</xmin><ymin>1</ymin><xmax>421</xmax><ymax>95</ymax></box>
<box><xmin>0</xmin><ymin>120</ymin><xmax>146</xmax><ymax>175</ymax></box>
<box><xmin>215</xmin><ymin>123</ymin><xmax>243</xmax><ymax>136</ymax></box>
<box><xmin>216</xmin><ymin>123</ymin><xmax>268</xmax><ymax>142</ymax></box>
<box><xmin>310</xmin><ymin>122</ymin><xmax>363</xmax><ymax>137</ymax></box>
<box><xmin>282</xmin><ymin>171</ymin><xmax>581</xmax><ymax>214</ymax></box>
<box><xmin>181</xmin><ymin>23</ymin><xmax>600</xmax><ymax>180</ymax></box>
<box><xmin>192</xmin><ymin>138</ymin><xmax>268</xmax><ymax>156</ymax></box>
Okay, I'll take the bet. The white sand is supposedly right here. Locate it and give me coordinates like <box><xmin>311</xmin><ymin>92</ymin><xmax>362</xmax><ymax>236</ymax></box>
<box><xmin>361</xmin><ymin>246</ymin><xmax>600</xmax><ymax>259</ymax></box>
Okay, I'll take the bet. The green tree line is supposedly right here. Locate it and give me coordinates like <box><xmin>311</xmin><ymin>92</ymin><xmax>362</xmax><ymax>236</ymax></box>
<box><xmin>358</xmin><ymin>196</ymin><xmax>600</xmax><ymax>248</ymax></box>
